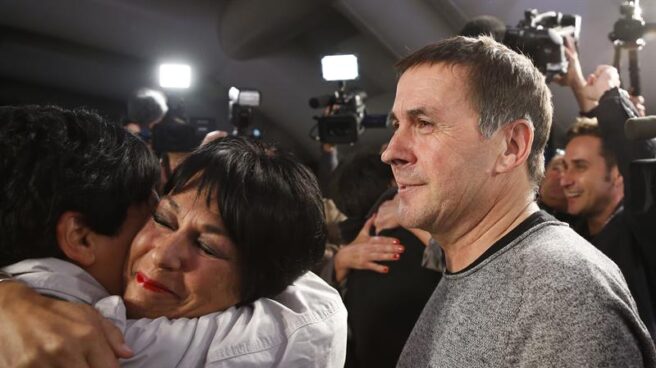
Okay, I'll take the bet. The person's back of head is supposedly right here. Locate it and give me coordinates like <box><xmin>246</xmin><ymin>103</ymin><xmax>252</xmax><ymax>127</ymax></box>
<box><xmin>127</xmin><ymin>88</ymin><xmax>168</xmax><ymax>129</ymax></box>
<box><xmin>331</xmin><ymin>152</ymin><xmax>394</xmax><ymax>220</ymax></box>
<box><xmin>0</xmin><ymin>105</ymin><xmax>160</xmax><ymax>274</ymax></box>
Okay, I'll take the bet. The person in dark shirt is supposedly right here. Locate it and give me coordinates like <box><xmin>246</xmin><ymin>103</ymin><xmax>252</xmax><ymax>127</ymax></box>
<box><xmin>561</xmin><ymin>92</ymin><xmax>656</xmax><ymax>338</ymax></box>
<box><xmin>556</xmin><ymin>38</ymin><xmax>656</xmax><ymax>338</ymax></box>
<box><xmin>330</xmin><ymin>152</ymin><xmax>441</xmax><ymax>368</ymax></box>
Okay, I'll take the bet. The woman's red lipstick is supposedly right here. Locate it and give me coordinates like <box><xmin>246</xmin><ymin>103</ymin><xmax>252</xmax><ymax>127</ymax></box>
<box><xmin>136</xmin><ymin>272</ymin><xmax>174</xmax><ymax>295</ymax></box>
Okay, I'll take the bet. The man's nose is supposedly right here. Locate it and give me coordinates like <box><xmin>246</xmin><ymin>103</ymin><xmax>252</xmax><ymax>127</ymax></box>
<box><xmin>560</xmin><ymin>169</ymin><xmax>573</xmax><ymax>188</ymax></box>
<box><xmin>381</xmin><ymin>128</ymin><xmax>412</xmax><ymax>167</ymax></box>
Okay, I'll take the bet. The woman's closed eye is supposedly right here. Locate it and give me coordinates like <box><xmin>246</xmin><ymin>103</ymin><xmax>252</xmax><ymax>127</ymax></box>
<box><xmin>153</xmin><ymin>212</ymin><xmax>176</xmax><ymax>230</ymax></box>
<box><xmin>195</xmin><ymin>239</ymin><xmax>229</xmax><ymax>260</ymax></box>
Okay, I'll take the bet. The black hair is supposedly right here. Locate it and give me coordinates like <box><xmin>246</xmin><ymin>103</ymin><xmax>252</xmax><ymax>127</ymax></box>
<box><xmin>0</xmin><ymin>105</ymin><xmax>160</xmax><ymax>266</ymax></box>
<box><xmin>165</xmin><ymin>136</ymin><xmax>326</xmax><ymax>305</ymax></box>
<box><xmin>331</xmin><ymin>152</ymin><xmax>394</xmax><ymax>219</ymax></box>
<box><xmin>566</xmin><ymin>117</ymin><xmax>617</xmax><ymax>175</ymax></box>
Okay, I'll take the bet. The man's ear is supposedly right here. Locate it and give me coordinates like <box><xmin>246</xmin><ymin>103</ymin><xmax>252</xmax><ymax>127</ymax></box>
<box><xmin>56</xmin><ymin>212</ymin><xmax>96</xmax><ymax>266</ymax></box>
<box><xmin>610</xmin><ymin>165</ymin><xmax>624</xmax><ymax>189</ymax></box>
<box><xmin>495</xmin><ymin>119</ymin><xmax>533</xmax><ymax>174</ymax></box>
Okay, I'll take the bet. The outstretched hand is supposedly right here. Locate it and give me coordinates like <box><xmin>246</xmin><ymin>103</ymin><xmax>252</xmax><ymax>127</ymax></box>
<box><xmin>333</xmin><ymin>215</ymin><xmax>405</xmax><ymax>283</ymax></box>
<box><xmin>0</xmin><ymin>282</ymin><xmax>132</xmax><ymax>368</ymax></box>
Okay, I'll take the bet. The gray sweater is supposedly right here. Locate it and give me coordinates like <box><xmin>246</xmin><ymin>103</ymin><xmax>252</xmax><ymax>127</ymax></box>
<box><xmin>397</xmin><ymin>219</ymin><xmax>656</xmax><ymax>367</ymax></box>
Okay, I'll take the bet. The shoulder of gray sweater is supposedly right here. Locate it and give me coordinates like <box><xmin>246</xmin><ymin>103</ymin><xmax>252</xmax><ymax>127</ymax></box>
<box><xmin>511</xmin><ymin>221</ymin><xmax>634</xmax><ymax>306</ymax></box>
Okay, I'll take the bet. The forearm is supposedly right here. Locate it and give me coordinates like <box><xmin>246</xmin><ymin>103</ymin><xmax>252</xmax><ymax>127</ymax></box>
<box><xmin>0</xmin><ymin>278</ymin><xmax>130</xmax><ymax>367</ymax></box>
<box><xmin>572</xmin><ymin>86</ymin><xmax>598</xmax><ymax>114</ymax></box>
<box><xmin>333</xmin><ymin>251</ymin><xmax>349</xmax><ymax>284</ymax></box>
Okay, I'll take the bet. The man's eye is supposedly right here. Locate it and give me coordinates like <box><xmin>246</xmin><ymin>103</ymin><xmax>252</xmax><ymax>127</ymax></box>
<box><xmin>417</xmin><ymin>120</ymin><xmax>434</xmax><ymax>132</ymax></box>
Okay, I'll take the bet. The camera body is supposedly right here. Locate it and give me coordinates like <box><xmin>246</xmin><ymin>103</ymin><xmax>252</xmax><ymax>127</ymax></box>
<box><xmin>310</xmin><ymin>89</ymin><xmax>388</xmax><ymax>145</ymax></box>
<box><xmin>229</xmin><ymin>87</ymin><xmax>262</xmax><ymax>138</ymax></box>
<box><xmin>609</xmin><ymin>1</ymin><xmax>654</xmax><ymax>46</ymax></box>
<box><xmin>504</xmin><ymin>9</ymin><xmax>581</xmax><ymax>81</ymax></box>
<box><xmin>311</xmin><ymin>88</ymin><xmax>367</xmax><ymax>144</ymax></box>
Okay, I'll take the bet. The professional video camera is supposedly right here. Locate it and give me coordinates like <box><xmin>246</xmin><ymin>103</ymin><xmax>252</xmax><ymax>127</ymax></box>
<box><xmin>504</xmin><ymin>9</ymin><xmax>581</xmax><ymax>82</ymax></box>
<box><xmin>229</xmin><ymin>86</ymin><xmax>262</xmax><ymax>139</ymax></box>
<box><xmin>609</xmin><ymin>0</ymin><xmax>656</xmax><ymax>46</ymax></box>
<box><xmin>308</xmin><ymin>54</ymin><xmax>388</xmax><ymax>144</ymax></box>
<box><xmin>608</xmin><ymin>0</ymin><xmax>656</xmax><ymax>96</ymax></box>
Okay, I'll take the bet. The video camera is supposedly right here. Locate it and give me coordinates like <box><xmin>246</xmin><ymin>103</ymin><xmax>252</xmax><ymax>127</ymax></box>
<box><xmin>609</xmin><ymin>1</ymin><xmax>656</xmax><ymax>46</ymax></box>
<box><xmin>504</xmin><ymin>9</ymin><xmax>581</xmax><ymax>82</ymax></box>
<box><xmin>229</xmin><ymin>86</ymin><xmax>262</xmax><ymax>139</ymax></box>
<box><xmin>309</xmin><ymin>55</ymin><xmax>388</xmax><ymax>144</ymax></box>
<box><xmin>607</xmin><ymin>1</ymin><xmax>656</xmax><ymax>96</ymax></box>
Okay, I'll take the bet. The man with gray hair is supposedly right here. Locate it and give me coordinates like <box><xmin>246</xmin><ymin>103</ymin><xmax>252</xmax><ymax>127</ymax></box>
<box><xmin>381</xmin><ymin>36</ymin><xmax>655</xmax><ymax>367</ymax></box>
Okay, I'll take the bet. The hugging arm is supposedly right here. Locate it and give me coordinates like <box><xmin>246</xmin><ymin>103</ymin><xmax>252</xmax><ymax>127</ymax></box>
<box><xmin>0</xmin><ymin>281</ymin><xmax>131</xmax><ymax>368</ymax></box>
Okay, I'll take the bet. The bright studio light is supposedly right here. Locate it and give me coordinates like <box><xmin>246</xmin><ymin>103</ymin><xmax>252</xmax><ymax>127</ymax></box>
<box><xmin>321</xmin><ymin>54</ymin><xmax>359</xmax><ymax>81</ymax></box>
<box><xmin>229</xmin><ymin>86</ymin><xmax>261</xmax><ymax>107</ymax></box>
<box><xmin>159</xmin><ymin>63</ymin><xmax>191</xmax><ymax>89</ymax></box>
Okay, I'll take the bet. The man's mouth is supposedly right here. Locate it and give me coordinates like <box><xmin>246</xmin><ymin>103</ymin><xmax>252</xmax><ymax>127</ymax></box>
<box><xmin>397</xmin><ymin>182</ymin><xmax>423</xmax><ymax>192</ymax></box>
<box><xmin>136</xmin><ymin>272</ymin><xmax>176</xmax><ymax>295</ymax></box>
<box><xmin>564</xmin><ymin>190</ymin><xmax>582</xmax><ymax>199</ymax></box>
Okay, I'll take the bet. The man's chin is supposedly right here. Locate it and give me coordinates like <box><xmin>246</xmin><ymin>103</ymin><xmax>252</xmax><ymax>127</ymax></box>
<box><xmin>397</xmin><ymin>206</ymin><xmax>424</xmax><ymax>230</ymax></box>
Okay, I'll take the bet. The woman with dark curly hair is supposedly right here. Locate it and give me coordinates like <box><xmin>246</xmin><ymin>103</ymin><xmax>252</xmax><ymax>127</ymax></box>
<box><xmin>0</xmin><ymin>106</ymin><xmax>346</xmax><ymax>367</ymax></box>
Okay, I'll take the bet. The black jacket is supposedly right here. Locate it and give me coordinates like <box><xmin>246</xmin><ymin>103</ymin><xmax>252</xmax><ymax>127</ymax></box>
<box><xmin>344</xmin><ymin>226</ymin><xmax>441</xmax><ymax>368</ymax></box>
<box><xmin>577</xmin><ymin>87</ymin><xmax>656</xmax><ymax>338</ymax></box>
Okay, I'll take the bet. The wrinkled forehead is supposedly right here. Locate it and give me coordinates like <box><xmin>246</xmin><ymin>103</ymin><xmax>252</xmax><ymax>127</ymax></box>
<box><xmin>394</xmin><ymin>63</ymin><xmax>476</xmax><ymax>114</ymax></box>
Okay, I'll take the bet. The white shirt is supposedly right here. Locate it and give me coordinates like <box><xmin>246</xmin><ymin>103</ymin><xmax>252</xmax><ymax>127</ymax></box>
<box><xmin>4</xmin><ymin>258</ymin><xmax>347</xmax><ymax>367</ymax></box>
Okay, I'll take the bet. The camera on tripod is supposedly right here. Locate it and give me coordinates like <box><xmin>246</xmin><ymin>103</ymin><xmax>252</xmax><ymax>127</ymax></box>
<box><xmin>504</xmin><ymin>9</ymin><xmax>581</xmax><ymax>82</ymax></box>
<box><xmin>609</xmin><ymin>1</ymin><xmax>656</xmax><ymax>46</ymax></box>
<box><xmin>309</xmin><ymin>54</ymin><xmax>388</xmax><ymax>145</ymax></box>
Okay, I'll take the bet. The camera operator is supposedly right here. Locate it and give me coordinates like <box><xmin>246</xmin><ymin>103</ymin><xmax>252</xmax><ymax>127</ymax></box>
<box><xmin>558</xmin><ymin>40</ymin><xmax>656</xmax><ymax>338</ymax></box>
